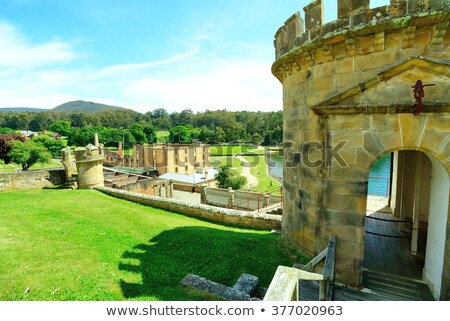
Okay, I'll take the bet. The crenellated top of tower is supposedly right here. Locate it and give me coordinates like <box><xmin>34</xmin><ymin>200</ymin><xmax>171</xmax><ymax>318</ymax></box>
<box><xmin>274</xmin><ymin>0</ymin><xmax>450</xmax><ymax>62</ymax></box>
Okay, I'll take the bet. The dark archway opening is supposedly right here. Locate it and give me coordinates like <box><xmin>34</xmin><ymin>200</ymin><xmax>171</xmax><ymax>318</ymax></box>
<box><xmin>362</xmin><ymin>151</ymin><xmax>447</xmax><ymax>300</ymax></box>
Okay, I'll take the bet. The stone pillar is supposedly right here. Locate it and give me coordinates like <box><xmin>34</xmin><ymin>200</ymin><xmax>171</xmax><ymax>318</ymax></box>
<box><xmin>74</xmin><ymin>144</ymin><xmax>104</xmax><ymax>189</ymax></box>
<box><xmin>227</xmin><ymin>187</ymin><xmax>235</xmax><ymax>208</ymax></box>
<box><xmin>61</xmin><ymin>147</ymin><xmax>76</xmax><ymax>180</ymax></box>
<box><xmin>263</xmin><ymin>193</ymin><xmax>270</xmax><ymax>208</ymax></box>
<box><xmin>200</xmin><ymin>185</ymin><xmax>208</xmax><ymax>204</ymax></box>
<box><xmin>165</xmin><ymin>180</ymin><xmax>172</xmax><ymax>198</ymax></box>
<box><xmin>132</xmin><ymin>145</ymin><xmax>138</xmax><ymax>169</ymax></box>
<box><xmin>143</xmin><ymin>145</ymin><xmax>149</xmax><ymax>168</ymax></box>
<box><xmin>94</xmin><ymin>132</ymin><xmax>99</xmax><ymax>147</ymax></box>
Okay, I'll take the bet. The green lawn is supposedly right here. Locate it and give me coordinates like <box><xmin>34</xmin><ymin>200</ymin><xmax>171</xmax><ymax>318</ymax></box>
<box><xmin>156</xmin><ymin>131</ymin><xmax>170</xmax><ymax>143</ymax></box>
<box><xmin>0</xmin><ymin>159</ymin><xmax>63</xmax><ymax>172</ymax></box>
<box><xmin>209</xmin><ymin>155</ymin><xmax>243</xmax><ymax>169</ymax></box>
<box><xmin>209</xmin><ymin>144</ymin><xmax>264</xmax><ymax>156</ymax></box>
<box><xmin>242</xmin><ymin>155</ymin><xmax>282</xmax><ymax>194</ymax></box>
<box><xmin>0</xmin><ymin>189</ymin><xmax>305</xmax><ymax>301</ymax></box>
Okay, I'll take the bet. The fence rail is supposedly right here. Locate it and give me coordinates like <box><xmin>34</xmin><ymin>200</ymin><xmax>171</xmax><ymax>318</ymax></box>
<box><xmin>264</xmin><ymin>235</ymin><xmax>336</xmax><ymax>301</ymax></box>
<box><xmin>368</xmin><ymin>175</ymin><xmax>390</xmax><ymax>197</ymax></box>
<box><xmin>203</xmin><ymin>185</ymin><xmax>283</xmax><ymax>212</ymax></box>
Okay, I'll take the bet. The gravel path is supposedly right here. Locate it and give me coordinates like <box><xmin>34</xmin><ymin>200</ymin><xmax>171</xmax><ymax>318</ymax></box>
<box><xmin>236</xmin><ymin>155</ymin><xmax>258</xmax><ymax>188</ymax></box>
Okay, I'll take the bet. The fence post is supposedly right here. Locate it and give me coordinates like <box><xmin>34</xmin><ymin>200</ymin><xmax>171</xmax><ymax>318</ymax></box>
<box><xmin>200</xmin><ymin>184</ymin><xmax>208</xmax><ymax>204</ymax></box>
<box><xmin>263</xmin><ymin>193</ymin><xmax>270</xmax><ymax>209</ymax></box>
<box><xmin>227</xmin><ymin>187</ymin><xmax>235</xmax><ymax>208</ymax></box>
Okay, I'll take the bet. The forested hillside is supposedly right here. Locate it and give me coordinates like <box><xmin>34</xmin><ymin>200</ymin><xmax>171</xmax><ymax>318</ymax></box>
<box><xmin>0</xmin><ymin>104</ymin><xmax>282</xmax><ymax>146</ymax></box>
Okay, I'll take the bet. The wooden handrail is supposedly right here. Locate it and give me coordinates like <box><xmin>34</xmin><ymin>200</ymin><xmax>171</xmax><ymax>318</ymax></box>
<box><xmin>264</xmin><ymin>235</ymin><xmax>336</xmax><ymax>301</ymax></box>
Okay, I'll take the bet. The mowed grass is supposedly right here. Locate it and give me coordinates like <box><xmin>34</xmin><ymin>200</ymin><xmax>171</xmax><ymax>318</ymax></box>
<box><xmin>209</xmin><ymin>144</ymin><xmax>264</xmax><ymax>156</ymax></box>
<box><xmin>0</xmin><ymin>189</ymin><xmax>305</xmax><ymax>301</ymax></box>
<box><xmin>242</xmin><ymin>155</ymin><xmax>281</xmax><ymax>194</ymax></box>
<box><xmin>0</xmin><ymin>159</ymin><xmax>63</xmax><ymax>172</ymax></box>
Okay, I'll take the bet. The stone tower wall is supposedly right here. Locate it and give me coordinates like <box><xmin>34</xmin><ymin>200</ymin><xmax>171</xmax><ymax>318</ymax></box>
<box><xmin>74</xmin><ymin>144</ymin><xmax>105</xmax><ymax>189</ymax></box>
<box><xmin>273</xmin><ymin>0</ymin><xmax>450</xmax><ymax>292</ymax></box>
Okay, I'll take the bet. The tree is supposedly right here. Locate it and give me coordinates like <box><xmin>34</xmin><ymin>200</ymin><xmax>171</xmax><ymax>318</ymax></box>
<box><xmin>150</xmin><ymin>108</ymin><xmax>171</xmax><ymax>130</ymax></box>
<box><xmin>143</xmin><ymin>125</ymin><xmax>157</xmax><ymax>143</ymax></box>
<box><xmin>128</xmin><ymin>123</ymin><xmax>147</xmax><ymax>145</ymax></box>
<box><xmin>49</xmin><ymin>120</ymin><xmax>71</xmax><ymax>136</ymax></box>
<box><xmin>7</xmin><ymin>140</ymin><xmax>51</xmax><ymax>170</ymax></box>
<box><xmin>67</xmin><ymin>127</ymin><xmax>97</xmax><ymax>147</ymax></box>
<box><xmin>215</xmin><ymin>165</ymin><xmax>247</xmax><ymax>190</ymax></box>
<box><xmin>32</xmin><ymin>135</ymin><xmax>67</xmax><ymax>157</ymax></box>
<box><xmin>0</xmin><ymin>134</ymin><xmax>26</xmax><ymax>164</ymax></box>
<box><xmin>169</xmin><ymin>125</ymin><xmax>193</xmax><ymax>144</ymax></box>
<box><xmin>251</xmin><ymin>132</ymin><xmax>264</xmax><ymax>145</ymax></box>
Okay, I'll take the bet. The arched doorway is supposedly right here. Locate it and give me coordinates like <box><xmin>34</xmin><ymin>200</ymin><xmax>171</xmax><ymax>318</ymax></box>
<box><xmin>363</xmin><ymin>150</ymin><xmax>449</xmax><ymax>300</ymax></box>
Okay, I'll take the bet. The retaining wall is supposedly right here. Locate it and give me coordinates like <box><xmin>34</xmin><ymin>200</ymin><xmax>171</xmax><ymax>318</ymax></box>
<box><xmin>95</xmin><ymin>186</ymin><xmax>281</xmax><ymax>230</ymax></box>
<box><xmin>0</xmin><ymin>168</ymin><xmax>65</xmax><ymax>191</ymax></box>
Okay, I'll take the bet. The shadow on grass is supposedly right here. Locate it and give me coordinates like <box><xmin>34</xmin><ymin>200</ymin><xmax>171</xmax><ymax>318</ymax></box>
<box><xmin>119</xmin><ymin>226</ymin><xmax>304</xmax><ymax>300</ymax></box>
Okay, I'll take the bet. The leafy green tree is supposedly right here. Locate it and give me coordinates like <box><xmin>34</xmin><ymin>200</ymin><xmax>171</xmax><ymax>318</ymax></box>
<box><xmin>67</xmin><ymin>127</ymin><xmax>97</xmax><ymax>147</ymax></box>
<box><xmin>150</xmin><ymin>108</ymin><xmax>171</xmax><ymax>130</ymax></box>
<box><xmin>0</xmin><ymin>127</ymin><xmax>13</xmax><ymax>134</ymax></box>
<box><xmin>0</xmin><ymin>134</ymin><xmax>26</xmax><ymax>164</ymax></box>
<box><xmin>143</xmin><ymin>125</ymin><xmax>157</xmax><ymax>143</ymax></box>
<box><xmin>7</xmin><ymin>140</ymin><xmax>51</xmax><ymax>170</ymax></box>
<box><xmin>29</xmin><ymin>112</ymin><xmax>55</xmax><ymax>131</ymax></box>
<box><xmin>251</xmin><ymin>132</ymin><xmax>264</xmax><ymax>145</ymax></box>
<box><xmin>49</xmin><ymin>120</ymin><xmax>71</xmax><ymax>136</ymax></box>
<box><xmin>122</xmin><ymin>131</ymin><xmax>136</xmax><ymax>149</ymax></box>
<box><xmin>32</xmin><ymin>135</ymin><xmax>67</xmax><ymax>157</ymax></box>
<box><xmin>4</xmin><ymin>112</ymin><xmax>32</xmax><ymax>130</ymax></box>
<box><xmin>169</xmin><ymin>125</ymin><xmax>193</xmax><ymax>144</ymax></box>
<box><xmin>215</xmin><ymin>165</ymin><xmax>247</xmax><ymax>190</ymax></box>
<box><xmin>128</xmin><ymin>123</ymin><xmax>147</xmax><ymax>145</ymax></box>
<box><xmin>98</xmin><ymin>128</ymin><xmax>123</xmax><ymax>147</ymax></box>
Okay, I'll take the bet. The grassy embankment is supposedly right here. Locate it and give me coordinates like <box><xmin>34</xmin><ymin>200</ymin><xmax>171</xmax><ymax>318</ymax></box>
<box><xmin>0</xmin><ymin>189</ymin><xmax>306</xmax><ymax>301</ymax></box>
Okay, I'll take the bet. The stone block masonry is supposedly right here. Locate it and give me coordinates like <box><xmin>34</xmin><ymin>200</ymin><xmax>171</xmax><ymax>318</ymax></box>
<box><xmin>0</xmin><ymin>169</ymin><xmax>65</xmax><ymax>191</ymax></box>
<box><xmin>95</xmin><ymin>187</ymin><xmax>281</xmax><ymax>230</ymax></box>
<box><xmin>273</xmin><ymin>0</ymin><xmax>450</xmax><ymax>299</ymax></box>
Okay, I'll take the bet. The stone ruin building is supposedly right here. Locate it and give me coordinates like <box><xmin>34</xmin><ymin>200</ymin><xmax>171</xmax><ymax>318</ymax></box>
<box><xmin>103</xmin><ymin>143</ymin><xmax>210</xmax><ymax>175</ymax></box>
<box><xmin>273</xmin><ymin>0</ymin><xmax>449</xmax><ymax>299</ymax></box>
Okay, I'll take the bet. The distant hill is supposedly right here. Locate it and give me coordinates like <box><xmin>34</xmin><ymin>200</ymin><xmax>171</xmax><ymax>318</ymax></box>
<box><xmin>0</xmin><ymin>107</ymin><xmax>49</xmax><ymax>113</ymax></box>
<box><xmin>52</xmin><ymin>100</ymin><xmax>126</xmax><ymax>113</ymax></box>
<box><xmin>0</xmin><ymin>100</ymin><xmax>128</xmax><ymax>114</ymax></box>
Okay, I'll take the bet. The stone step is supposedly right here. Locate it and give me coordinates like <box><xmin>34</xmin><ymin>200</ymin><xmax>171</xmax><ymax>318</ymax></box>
<box><xmin>232</xmin><ymin>273</ymin><xmax>259</xmax><ymax>296</ymax></box>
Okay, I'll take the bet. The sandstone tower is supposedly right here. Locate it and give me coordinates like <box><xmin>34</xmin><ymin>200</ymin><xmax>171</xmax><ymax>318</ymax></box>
<box><xmin>273</xmin><ymin>0</ymin><xmax>449</xmax><ymax>299</ymax></box>
<box><xmin>74</xmin><ymin>144</ymin><xmax>105</xmax><ymax>189</ymax></box>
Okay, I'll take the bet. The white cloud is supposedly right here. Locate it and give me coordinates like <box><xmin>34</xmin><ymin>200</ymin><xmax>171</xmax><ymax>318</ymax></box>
<box><xmin>0</xmin><ymin>20</ymin><xmax>282</xmax><ymax>112</ymax></box>
<box><xmin>121</xmin><ymin>59</ymin><xmax>282</xmax><ymax>113</ymax></box>
<box><xmin>0</xmin><ymin>20</ymin><xmax>77</xmax><ymax>69</ymax></box>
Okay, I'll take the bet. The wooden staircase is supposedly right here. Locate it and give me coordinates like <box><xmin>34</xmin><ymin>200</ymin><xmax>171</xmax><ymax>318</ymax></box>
<box><xmin>361</xmin><ymin>269</ymin><xmax>435</xmax><ymax>301</ymax></box>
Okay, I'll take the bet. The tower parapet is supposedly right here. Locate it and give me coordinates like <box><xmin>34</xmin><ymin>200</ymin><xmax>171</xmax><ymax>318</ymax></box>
<box><xmin>273</xmin><ymin>0</ymin><xmax>450</xmax><ymax>79</ymax></box>
<box><xmin>74</xmin><ymin>144</ymin><xmax>105</xmax><ymax>189</ymax></box>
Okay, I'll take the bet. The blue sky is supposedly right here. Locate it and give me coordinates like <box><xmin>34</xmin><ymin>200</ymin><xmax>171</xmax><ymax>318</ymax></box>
<box><xmin>0</xmin><ymin>0</ymin><xmax>389</xmax><ymax>113</ymax></box>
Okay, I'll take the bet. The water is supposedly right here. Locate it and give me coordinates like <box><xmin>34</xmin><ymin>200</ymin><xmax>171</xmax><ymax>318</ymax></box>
<box><xmin>267</xmin><ymin>153</ymin><xmax>392</xmax><ymax>197</ymax></box>
<box><xmin>368</xmin><ymin>154</ymin><xmax>391</xmax><ymax>197</ymax></box>
<box><xmin>267</xmin><ymin>155</ymin><xmax>283</xmax><ymax>181</ymax></box>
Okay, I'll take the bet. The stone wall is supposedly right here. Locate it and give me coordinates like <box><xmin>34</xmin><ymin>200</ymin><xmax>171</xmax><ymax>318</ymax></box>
<box><xmin>0</xmin><ymin>169</ymin><xmax>65</xmax><ymax>191</ymax></box>
<box><xmin>96</xmin><ymin>186</ymin><xmax>281</xmax><ymax>230</ymax></box>
<box><xmin>273</xmin><ymin>0</ymin><xmax>450</xmax><ymax>297</ymax></box>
